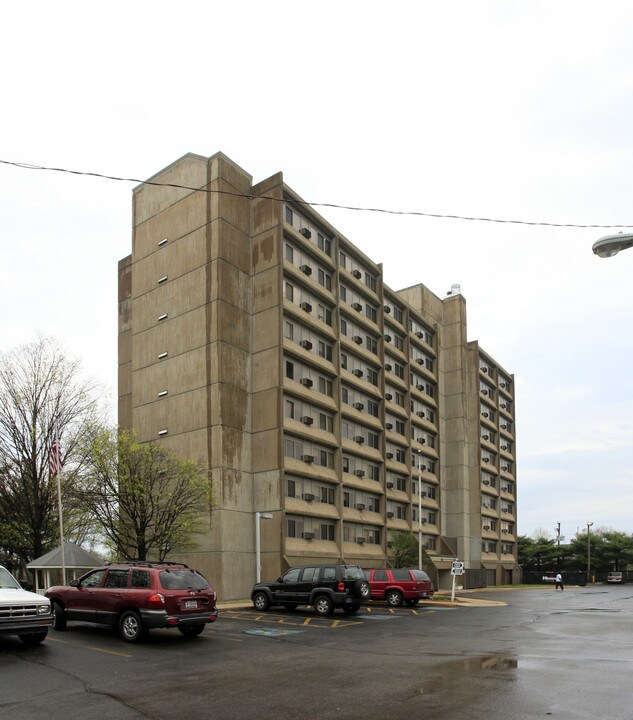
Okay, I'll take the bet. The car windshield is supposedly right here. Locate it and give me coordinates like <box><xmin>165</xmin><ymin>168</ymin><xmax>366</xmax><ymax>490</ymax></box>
<box><xmin>342</xmin><ymin>566</ymin><xmax>365</xmax><ymax>580</ymax></box>
<box><xmin>0</xmin><ymin>567</ymin><xmax>22</xmax><ymax>589</ymax></box>
<box><xmin>159</xmin><ymin>569</ymin><xmax>209</xmax><ymax>590</ymax></box>
<box><xmin>412</xmin><ymin>570</ymin><xmax>431</xmax><ymax>582</ymax></box>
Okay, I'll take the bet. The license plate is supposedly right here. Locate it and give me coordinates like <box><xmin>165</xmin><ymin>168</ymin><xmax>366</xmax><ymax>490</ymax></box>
<box><xmin>185</xmin><ymin>600</ymin><xmax>198</xmax><ymax>609</ymax></box>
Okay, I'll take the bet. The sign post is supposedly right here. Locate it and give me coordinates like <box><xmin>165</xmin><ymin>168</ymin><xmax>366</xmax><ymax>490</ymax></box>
<box><xmin>450</xmin><ymin>560</ymin><xmax>464</xmax><ymax>602</ymax></box>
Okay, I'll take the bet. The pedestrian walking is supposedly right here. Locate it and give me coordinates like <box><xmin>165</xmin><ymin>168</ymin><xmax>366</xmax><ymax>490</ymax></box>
<box><xmin>555</xmin><ymin>572</ymin><xmax>564</xmax><ymax>591</ymax></box>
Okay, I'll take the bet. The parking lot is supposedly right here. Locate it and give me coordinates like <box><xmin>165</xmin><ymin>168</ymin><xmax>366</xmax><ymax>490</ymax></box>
<box><xmin>2</xmin><ymin>587</ymin><xmax>633</xmax><ymax>719</ymax></box>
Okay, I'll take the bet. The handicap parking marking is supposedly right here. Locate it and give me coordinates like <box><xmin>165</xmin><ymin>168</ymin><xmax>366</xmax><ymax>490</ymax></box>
<box><xmin>244</xmin><ymin>627</ymin><xmax>305</xmax><ymax>638</ymax></box>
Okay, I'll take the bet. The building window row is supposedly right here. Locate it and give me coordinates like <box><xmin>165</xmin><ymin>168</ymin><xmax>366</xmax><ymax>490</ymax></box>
<box><xmin>284</xmin><ymin>357</ymin><xmax>334</xmax><ymax>397</ymax></box>
<box><xmin>284</xmin><ymin>205</ymin><xmax>333</xmax><ymax>258</ymax></box>
<box><xmin>284</xmin><ymin>436</ymin><xmax>335</xmax><ymax>468</ymax></box>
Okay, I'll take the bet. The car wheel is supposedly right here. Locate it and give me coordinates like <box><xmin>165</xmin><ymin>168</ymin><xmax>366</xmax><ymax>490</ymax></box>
<box><xmin>406</xmin><ymin>598</ymin><xmax>420</xmax><ymax>607</ymax></box>
<box><xmin>178</xmin><ymin>623</ymin><xmax>205</xmax><ymax>638</ymax></box>
<box><xmin>342</xmin><ymin>603</ymin><xmax>361</xmax><ymax>615</ymax></box>
<box><xmin>252</xmin><ymin>591</ymin><xmax>271</xmax><ymax>611</ymax></box>
<box><xmin>314</xmin><ymin>595</ymin><xmax>334</xmax><ymax>616</ymax></box>
<box><xmin>354</xmin><ymin>579</ymin><xmax>371</xmax><ymax>599</ymax></box>
<box><xmin>386</xmin><ymin>590</ymin><xmax>404</xmax><ymax>607</ymax></box>
<box><xmin>18</xmin><ymin>630</ymin><xmax>48</xmax><ymax>645</ymax></box>
<box><xmin>119</xmin><ymin>610</ymin><xmax>148</xmax><ymax>643</ymax></box>
<box><xmin>51</xmin><ymin>601</ymin><xmax>67</xmax><ymax>631</ymax></box>
<box><xmin>283</xmin><ymin>603</ymin><xmax>298</xmax><ymax>611</ymax></box>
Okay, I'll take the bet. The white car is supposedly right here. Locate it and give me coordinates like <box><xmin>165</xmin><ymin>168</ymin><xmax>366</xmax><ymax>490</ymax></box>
<box><xmin>0</xmin><ymin>565</ymin><xmax>52</xmax><ymax>644</ymax></box>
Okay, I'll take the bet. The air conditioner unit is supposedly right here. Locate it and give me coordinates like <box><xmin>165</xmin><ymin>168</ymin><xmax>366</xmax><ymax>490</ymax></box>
<box><xmin>352</xmin><ymin>302</ymin><xmax>363</xmax><ymax>312</ymax></box>
<box><xmin>354</xmin><ymin>435</ymin><xmax>365</xmax><ymax>444</ymax></box>
<box><xmin>300</xmin><ymin>264</ymin><xmax>312</xmax><ymax>276</ymax></box>
<box><xmin>355</xmin><ymin>503</ymin><xmax>365</xmax><ymax>510</ymax></box>
<box><xmin>385</xmin><ymin>422</ymin><xmax>393</xmax><ymax>430</ymax></box>
<box><xmin>421</xmin><ymin>491</ymin><xmax>427</xmax><ymax>498</ymax></box>
<box><xmin>483</xmin><ymin>435</ymin><xmax>489</xmax><ymax>441</ymax></box>
<box><xmin>483</xmin><ymin>479</ymin><xmax>490</xmax><ymax>485</ymax></box>
<box><xmin>482</xmin><ymin>367</ymin><xmax>488</xmax><ymax>374</ymax></box>
<box><xmin>418</xmin><ymin>438</ymin><xmax>426</xmax><ymax>444</ymax></box>
<box><xmin>483</xmin><ymin>525</ymin><xmax>491</xmax><ymax>531</ymax></box>
<box><xmin>301</xmin><ymin>454</ymin><xmax>314</xmax><ymax>463</ymax></box>
<box><xmin>416</xmin><ymin>357</ymin><xmax>424</xmax><ymax>365</ymax></box>
<box><xmin>355</xmin><ymin>469</ymin><xmax>365</xmax><ymax>477</ymax></box>
<box><xmin>303</xmin><ymin>531</ymin><xmax>315</xmax><ymax>539</ymax></box>
<box><xmin>483</xmin><ymin>458</ymin><xmax>490</xmax><ymax>463</ymax></box>
<box><xmin>502</xmin><ymin>529</ymin><xmax>509</xmax><ymax>534</ymax></box>
<box><xmin>352</xmin><ymin>269</ymin><xmax>362</xmax><ymax>279</ymax></box>
<box><xmin>384</xmin><ymin>334</ymin><xmax>392</xmax><ymax>342</ymax></box>
<box><xmin>353</xmin><ymin>369</ymin><xmax>364</xmax><ymax>378</ymax></box>
<box><xmin>384</xmin><ymin>305</ymin><xmax>391</xmax><ymax>314</ymax></box>
<box><xmin>501</xmin><ymin>445</ymin><xmax>508</xmax><ymax>451</ymax></box>
<box><xmin>387</xmin><ymin>512</ymin><xmax>394</xmax><ymax>518</ymax></box>
<box><xmin>300</xmin><ymin>378</ymin><xmax>313</xmax><ymax>388</ymax></box>
<box><xmin>300</xmin><ymin>416</ymin><xmax>313</xmax><ymax>425</ymax></box>
<box><xmin>482</xmin><ymin>389</ymin><xmax>488</xmax><ymax>396</ymax></box>
<box><xmin>300</xmin><ymin>301</ymin><xmax>312</xmax><ymax>312</ymax></box>
<box><xmin>299</xmin><ymin>227</ymin><xmax>312</xmax><ymax>239</ymax></box>
<box><xmin>416</xmin><ymin>383</ymin><xmax>424</xmax><ymax>391</ymax></box>
<box><xmin>386</xmin><ymin>481</ymin><xmax>394</xmax><ymax>488</ymax></box>
<box><xmin>421</xmin><ymin>519</ymin><xmax>428</xmax><ymax>524</ymax></box>
<box><xmin>353</xmin><ymin>402</ymin><xmax>364</xmax><ymax>410</ymax></box>
<box><xmin>417</xmin><ymin>411</ymin><xmax>425</xmax><ymax>418</ymax></box>
<box><xmin>387</xmin><ymin>540</ymin><xmax>393</xmax><ymax>547</ymax></box>
<box><xmin>352</xmin><ymin>335</ymin><xmax>363</xmax><ymax>345</ymax></box>
<box><xmin>501</xmin><ymin>424</ymin><xmax>508</xmax><ymax>430</ymax></box>
<box><xmin>385</xmin><ymin>393</ymin><xmax>393</xmax><ymax>400</ymax></box>
<box><xmin>420</xmin><ymin>465</ymin><xmax>427</xmax><ymax>472</ymax></box>
<box><xmin>386</xmin><ymin>452</ymin><xmax>394</xmax><ymax>459</ymax></box>
<box><xmin>303</xmin><ymin>493</ymin><xmax>315</xmax><ymax>501</ymax></box>
<box><xmin>415</xmin><ymin>331</ymin><xmax>424</xmax><ymax>339</ymax></box>
<box><xmin>300</xmin><ymin>339</ymin><xmax>312</xmax><ymax>350</ymax></box>
<box><xmin>385</xmin><ymin>364</ymin><xmax>393</xmax><ymax>372</ymax></box>
<box><xmin>502</xmin><ymin>466</ymin><xmax>509</xmax><ymax>471</ymax></box>
<box><xmin>483</xmin><ymin>412</ymin><xmax>489</xmax><ymax>418</ymax></box>
<box><xmin>356</xmin><ymin>537</ymin><xmax>366</xmax><ymax>543</ymax></box>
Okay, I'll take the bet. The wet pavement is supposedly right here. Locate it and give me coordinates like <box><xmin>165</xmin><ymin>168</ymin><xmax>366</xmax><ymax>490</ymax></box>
<box><xmin>2</xmin><ymin>586</ymin><xmax>632</xmax><ymax>719</ymax></box>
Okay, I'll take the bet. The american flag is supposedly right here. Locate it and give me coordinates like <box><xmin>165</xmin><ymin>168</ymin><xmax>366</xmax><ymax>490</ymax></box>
<box><xmin>49</xmin><ymin>440</ymin><xmax>62</xmax><ymax>476</ymax></box>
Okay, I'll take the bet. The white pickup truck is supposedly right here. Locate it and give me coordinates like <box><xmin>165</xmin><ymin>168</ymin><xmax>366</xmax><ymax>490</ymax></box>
<box><xmin>0</xmin><ymin>565</ymin><xmax>52</xmax><ymax>644</ymax></box>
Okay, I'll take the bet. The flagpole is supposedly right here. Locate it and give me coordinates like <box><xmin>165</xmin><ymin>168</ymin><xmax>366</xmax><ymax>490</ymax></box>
<box><xmin>52</xmin><ymin>426</ymin><xmax>66</xmax><ymax>586</ymax></box>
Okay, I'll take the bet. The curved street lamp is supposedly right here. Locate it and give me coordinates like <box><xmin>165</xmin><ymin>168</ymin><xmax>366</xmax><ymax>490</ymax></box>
<box><xmin>592</xmin><ymin>232</ymin><xmax>633</xmax><ymax>258</ymax></box>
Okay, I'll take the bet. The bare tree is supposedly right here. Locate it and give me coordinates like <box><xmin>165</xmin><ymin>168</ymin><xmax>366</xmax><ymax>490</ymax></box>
<box><xmin>76</xmin><ymin>426</ymin><xmax>211</xmax><ymax>561</ymax></box>
<box><xmin>0</xmin><ymin>336</ymin><xmax>104</xmax><ymax>566</ymax></box>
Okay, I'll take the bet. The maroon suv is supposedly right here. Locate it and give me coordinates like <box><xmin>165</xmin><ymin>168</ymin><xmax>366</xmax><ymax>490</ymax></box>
<box><xmin>46</xmin><ymin>561</ymin><xmax>218</xmax><ymax>642</ymax></box>
<box><xmin>364</xmin><ymin>567</ymin><xmax>435</xmax><ymax>607</ymax></box>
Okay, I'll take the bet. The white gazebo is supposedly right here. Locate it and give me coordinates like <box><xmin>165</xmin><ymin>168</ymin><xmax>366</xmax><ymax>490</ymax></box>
<box><xmin>27</xmin><ymin>542</ymin><xmax>103</xmax><ymax>593</ymax></box>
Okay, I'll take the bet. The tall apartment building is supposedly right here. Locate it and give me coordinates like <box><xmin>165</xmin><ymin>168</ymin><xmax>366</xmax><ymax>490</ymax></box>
<box><xmin>118</xmin><ymin>152</ymin><xmax>518</xmax><ymax>600</ymax></box>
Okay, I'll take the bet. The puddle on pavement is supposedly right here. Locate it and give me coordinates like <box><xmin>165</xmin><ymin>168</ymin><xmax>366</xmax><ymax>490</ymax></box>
<box><xmin>415</xmin><ymin>655</ymin><xmax>518</xmax><ymax>695</ymax></box>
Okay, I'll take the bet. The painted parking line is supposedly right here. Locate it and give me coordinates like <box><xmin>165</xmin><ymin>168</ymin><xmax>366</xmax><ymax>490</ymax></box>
<box><xmin>47</xmin><ymin>636</ymin><xmax>132</xmax><ymax>658</ymax></box>
<box><xmin>223</xmin><ymin>611</ymin><xmax>361</xmax><ymax>629</ymax></box>
<box><xmin>244</xmin><ymin>628</ymin><xmax>305</xmax><ymax>638</ymax></box>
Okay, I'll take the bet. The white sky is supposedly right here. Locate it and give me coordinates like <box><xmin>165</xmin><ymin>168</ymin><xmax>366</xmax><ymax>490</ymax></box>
<box><xmin>2</xmin><ymin>1</ymin><xmax>633</xmax><ymax>542</ymax></box>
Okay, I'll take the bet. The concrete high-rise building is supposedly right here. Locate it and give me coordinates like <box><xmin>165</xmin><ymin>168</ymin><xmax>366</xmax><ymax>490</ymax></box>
<box><xmin>118</xmin><ymin>152</ymin><xmax>518</xmax><ymax>600</ymax></box>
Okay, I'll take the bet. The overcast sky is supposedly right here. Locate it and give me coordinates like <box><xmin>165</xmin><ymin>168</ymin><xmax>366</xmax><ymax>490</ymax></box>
<box><xmin>2</xmin><ymin>2</ymin><xmax>633</xmax><ymax>543</ymax></box>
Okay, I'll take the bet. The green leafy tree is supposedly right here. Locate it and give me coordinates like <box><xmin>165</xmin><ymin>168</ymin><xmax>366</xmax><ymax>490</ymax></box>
<box><xmin>0</xmin><ymin>336</ymin><xmax>103</xmax><ymax>567</ymax></box>
<box><xmin>388</xmin><ymin>531</ymin><xmax>419</xmax><ymax>568</ymax></box>
<box><xmin>75</xmin><ymin>426</ymin><xmax>211</xmax><ymax>560</ymax></box>
<box><xmin>517</xmin><ymin>534</ymin><xmax>559</xmax><ymax>572</ymax></box>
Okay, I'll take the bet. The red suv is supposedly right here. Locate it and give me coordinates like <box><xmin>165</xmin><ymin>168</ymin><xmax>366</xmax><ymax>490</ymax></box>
<box><xmin>46</xmin><ymin>561</ymin><xmax>218</xmax><ymax>642</ymax></box>
<box><xmin>364</xmin><ymin>568</ymin><xmax>434</xmax><ymax>607</ymax></box>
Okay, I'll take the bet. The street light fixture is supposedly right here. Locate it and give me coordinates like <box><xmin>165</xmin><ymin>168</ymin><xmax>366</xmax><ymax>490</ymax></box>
<box><xmin>255</xmin><ymin>511</ymin><xmax>273</xmax><ymax>583</ymax></box>
<box><xmin>587</xmin><ymin>521</ymin><xmax>594</xmax><ymax>584</ymax></box>
<box><xmin>592</xmin><ymin>232</ymin><xmax>633</xmax><ymax>258</ymax></box>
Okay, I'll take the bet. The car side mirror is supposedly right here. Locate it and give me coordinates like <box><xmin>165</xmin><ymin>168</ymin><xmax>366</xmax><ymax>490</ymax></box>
<box><xmin>277</xmin><ymin>577</ymin><xmax>283</xmax><ymax>582</ymax></box>
<box><xmin>69</xmin><ymin>579</ymin><xmax>79</xmax><ymax>587</ymax></box>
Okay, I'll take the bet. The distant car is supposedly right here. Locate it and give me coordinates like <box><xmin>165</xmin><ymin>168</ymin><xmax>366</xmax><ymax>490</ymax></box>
<box><xmin>251</xmin><ymin>564</ymin><xmax>370</xmax><ymax>615</ymax></box>
<box><xmin>364</xmin><ymin>567</ymin><xmax>435</xmax><ymax>607</ymax></box>
<box><xmin>607</xmin><ymin>572</ymin><xmax>624</xmax><ymax>584</ymax></box>
<box><xmin>0</xmin><ymin>565</ymin><xmax>52</xmax><ymax>645</ymax></box>
<box><xmin>46</xmin><ymin>561</ymin><xmax>218</xmax><ymax>643</ymax></box>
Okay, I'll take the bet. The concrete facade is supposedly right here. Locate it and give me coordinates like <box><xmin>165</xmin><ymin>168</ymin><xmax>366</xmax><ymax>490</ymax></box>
<box><xmin>118</xmin><ymin>152</ymin><xmax>518</xmax><ymax>599</ymax></box>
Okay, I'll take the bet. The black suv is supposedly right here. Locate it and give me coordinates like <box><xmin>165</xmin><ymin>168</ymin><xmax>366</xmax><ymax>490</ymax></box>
<box><xmin>251</xmin><ymin>564</ymin><xmax>370</xmax><ymax>616</ymax></box>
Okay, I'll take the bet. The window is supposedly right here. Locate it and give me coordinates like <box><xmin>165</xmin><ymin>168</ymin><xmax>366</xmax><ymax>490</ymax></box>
<box><xmin>319</xmin><ymin>449</ymin><xmax>334</xmax><ymax>468</ymax></box>
<box><xmin>343</xmin><ymin>492</ymin><xmax>351</xmax><ymax>508</ymax></box>
<box><xmin>284</xmin><ymin>321</ymin><xmax>294</xmax><ymax>340</ymax></box>
<box><xmin>286</xmin><ymin>478</ymin><xmax>297</xmax><ymax>497</ymax></box>
<box><xmin>318</xmin><ymin>340</ymin><xmax>332</xmax><ymax>362</ymax></box>
<box><xmin>341</xmin><ymin>354</ymin><xmax>348</xmax><ymax>371</ymax></box>
<box><xmin>366</xmin><ymin>336</ymin><xmax>377</xmax><ymax>355</ymax></box>
<box><xmin>394</xmin><ymin>391</ymin><xmax>405</xmax><ymax>407</ymax></box>
<box><xmin>396</xmin><ymin>447</ymin><xmax>406</xmax><ymax>463</ymax></box>
<box><xmin>340</xmin><ymin>285</ymin><xmax>347</xmax><ymax>302</ymax></box>
<box><xmin>396</xmin><ymin>504</ymin><xmax>407</xmax><ymax>519</ymax></box>
<box><xmin>367</xmin><ymin>400</ymin><xmax>379</xmax><ymax>417</ymax></box>
<box><xmin>285</xmin><ymin>206</ymin><xmax>294</xmax><ymax>225</ymax></box>
<box><xmin>285</xmin><ymin>243</ymin><xmax>294</xmax><ymax>262</ymax></box>
<box><xmin>368</xmin><ymin>464</ymin><xmax>380</xmax><ymax>481</ymax></box>
<box><xmin>285</xmin><ymin>360</ymin><xmax>294</xmax><ymax>380</ymax></box>
<box><xmin>284</xmin><ymin>282</ymin><xmax>294</xmax><ymax>301</ymax></box>
<box><xmin>286</xmin><ymin>518</ymin><xmax>304</xmax><ymax>538</ymax></box>
<box><xmin>320</xmin><ymin>523</ymin><xmax>335</xmax><ymax>541</ymax></box>
<box><xmin>423</xmin><ymin>536</ymin><xmax>437</xmax><ymax>550</ymax></box>
<box><xmin>318</xmin><ymin>376</ymin><xmax>333</xmax><ymax>396</ymax></box>
<box><xmin>81</xmin><ymin>570</ymin><xmax>106</xmax><ymax>588</ymax></box>
<box><xmin>319</xmin><ymin>413</ymin><xmax>333</xmax><ymax>432</ymax></box>
<box><xmin>396</xmin><ymin>476</ymin><xmax>407</xmax><ymax>492</ymax></box>
<box><xmin>317</xmin><ymin>233</ymin><xmax>331</xmax><ymax>255</ymax></box>
<box><xmin>365</xmin><ymin>272</ymin><xmax>376</xmax><ymax>292</ymax></box>
<box><xmin>365</xmin><ymin>305</ymin><xmax>377</xmax><ymax>323</ymax></box>
<box><xmin>130</xmin><ymin>570</ymin><xmax>150</xmax><ymax>588</ymax></box>
<box><xmin>320</xmin><ymin>485</ymin><xmax>335</xmax><ymax>504</ymax></box>
<box><xmin>318</xmin><ymin>269</ymin><xmax>332</xmax><ymax>291</ymax></box>
<box><xmin>284</xmin><ymin>399</ymin><xmax>295</xmax><ymax>419</ymax></box>
<box><xmin>393</xmin><ymin>307</ymin><xmax>403</xmax><ymax>323</ymax></box>
<box><xmin>395</xmin><ymin>419</ymin><xmax>406</xmax><ymax>435</ymax></box>
<box><xmin>368</xmin><ymin>496</ymin><xmax>380</xmax><ymax>513</ymax></box>
<box><xmin>366</xmin><ymin>367</ymin><xmax>378</xmax><ymax>386</ymax></box>
<box><xmin>104</xmin><ymin>570</ymin><xmax>129</xmax><ymax>589</ymax></box>
<box><xmin>394</xmin><ymin>362</ymin><xmax>404</xmax><ymax>379</ymax></box>
<box><xmin>340</xmin><ymin>318</ymin><xmax>348</xmax><ymax>336</ymax></box>
<box><xmin>339</xmin><ymin>251</ymin><xmax>347</xmax><ymax>268</ymax></box>
<box><xmin>317</xmin><ymin>304</ymin><xmax>332</xmax><ymax>326</ymax></box>
<box><xmin>367</xmin><ymin>431</ymin><xmax>380</xmax><ymax>449</ymax></box>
